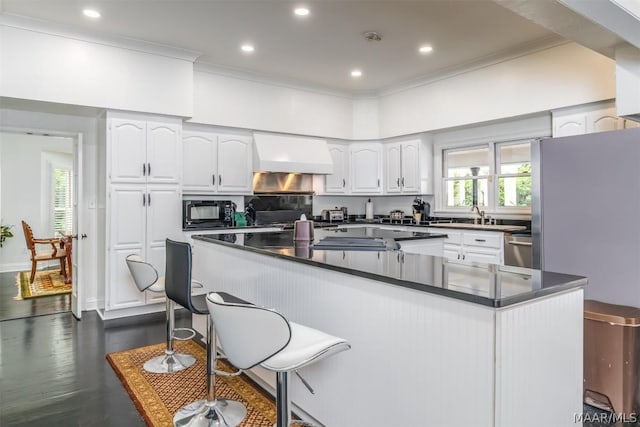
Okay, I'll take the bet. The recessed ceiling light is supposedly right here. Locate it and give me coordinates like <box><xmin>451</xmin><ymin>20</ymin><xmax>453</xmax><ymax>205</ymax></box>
<box><xmin>419</xmin><ymin>45</ymin><xmax>433</xmax><ymax>54</ymax></box>
<box><xmin>351</xmin><ymin>70</ymin><xmax>362</xmax><ymax>78</ymax></box>
<box><xmin>82</xmin><ymin>9</ymin><xmax>101</xmax><ymax>19</ymax></box>
<box><xmin>241</xmin><ymin>44</ymin><xmax>255</xmax><ymax>53</ymax></box>
<box><xmin>294</xmin><ymin>7</ymin><xmax>310</xmax><ymax>16</ymax></box>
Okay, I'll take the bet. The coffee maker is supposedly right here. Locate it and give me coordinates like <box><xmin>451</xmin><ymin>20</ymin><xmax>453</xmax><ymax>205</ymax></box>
<box><xmin>411</xmin><ymin>198</ymin><xmax>430</xmax><ymax>223</ymax></box>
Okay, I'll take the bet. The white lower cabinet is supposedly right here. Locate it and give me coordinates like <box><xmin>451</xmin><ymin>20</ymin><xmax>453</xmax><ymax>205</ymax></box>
<box><xmin>106</xmin><ymin>184</ymin><xmax>182</xmax><ymax>310</ymax></box>
<box><xmin>432</xmin><ymin>228</ymin><xmax>504</xmax><ymax>265</ymax></box>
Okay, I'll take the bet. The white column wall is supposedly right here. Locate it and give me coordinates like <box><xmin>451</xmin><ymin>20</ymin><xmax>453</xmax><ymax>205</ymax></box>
<box><xmin>191</xmin><ymin>70</ymin><xmax>353</xmax><ymax>139</ymax></box>
<box><xmin>0</xmin><ymin>23</ymin><xmax>194</xmax><ymax>118</ymax></box>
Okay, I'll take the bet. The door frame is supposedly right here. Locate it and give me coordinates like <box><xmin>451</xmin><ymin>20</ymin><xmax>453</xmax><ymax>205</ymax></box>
<box><xmin>0</xmin><ymin>126</ymin><xmax>85</xmax><ymax>318</ymax></box>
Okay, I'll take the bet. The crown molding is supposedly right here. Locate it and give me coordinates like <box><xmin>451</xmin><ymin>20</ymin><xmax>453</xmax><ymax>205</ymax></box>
<box><xmin>0</xmin><ymin>13</ymin><xmax>201</xmax><ymax>62</ymax></box>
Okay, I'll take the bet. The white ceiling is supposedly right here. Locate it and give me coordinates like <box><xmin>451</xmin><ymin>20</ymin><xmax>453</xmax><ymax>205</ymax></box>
<box><xmin>1</xmin><ymin>0</ymin><xmax>566</xmax><ymax>94</ymax></box>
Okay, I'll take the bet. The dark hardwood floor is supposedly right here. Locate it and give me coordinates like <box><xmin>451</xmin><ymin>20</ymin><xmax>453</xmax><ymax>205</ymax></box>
<box><xmin>0</xmin><ymin>269</ymin><xmax>70</xmax><ymax>321</ymax></box>
<box><xmin>0</xmin><ymin>309</ymin><xmax>192</xmax><ymax>427</ymax></box>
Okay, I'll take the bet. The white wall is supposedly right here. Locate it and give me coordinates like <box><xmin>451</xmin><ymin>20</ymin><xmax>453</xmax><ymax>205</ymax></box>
<box><xmin>0</xmin><ymin>107</ymin><xmax>99</xmax><ymax>309</ymax></box>
<box><xmin>190</xmin><ymin>69</ymin><xmax>354</xmax><ymax>139</ymax></box>
<box><xmin>352</xmin><ymin>98</ymin><xmax>380</xmax><ymax>140</ymax></box>
<box><xmin>0</xmin><ymin>133</ymin><xmax>72</xmax><ymax>270</ymax></box>
<box><xmin>0</xmin><ymin>19</ymin><xmax>195</xmax><ymax>118</ymax></box>
<box><xmin>378</xmin><ymin>43</ymin><xmax>616</xmax><ymax>138</ymax></box>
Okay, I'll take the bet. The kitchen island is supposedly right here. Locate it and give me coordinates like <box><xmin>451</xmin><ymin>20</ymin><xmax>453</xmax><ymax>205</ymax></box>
<box><xmin>191</xmin><ymin>228</ymin><xmax>586</xmax><ymax>427</ymax></box>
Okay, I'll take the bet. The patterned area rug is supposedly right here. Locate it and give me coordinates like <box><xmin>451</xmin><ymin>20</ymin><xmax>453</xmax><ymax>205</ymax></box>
<box><xmin>106</xmin><ymin>339</ymin><xmax>277</xmax><ymax>427</ymax></box>
<box><xmin>15</xmin><ymin>270</ymin><xmax>71</xmax><ymax>300</ymax></box>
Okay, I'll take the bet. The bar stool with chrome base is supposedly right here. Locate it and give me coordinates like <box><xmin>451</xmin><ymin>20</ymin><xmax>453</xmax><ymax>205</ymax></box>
<box><xmin>125</xmin><ymin>254</ymin><xmax>198</xmax><ymax>373</ymax></box>
<box><xmin>206</xmin><ymin>292</ymin><xmax>351</xmax><ymax>427</ymax></box>
<box><xmin>166</xmin><ymin>239</ymin><xmax>247</xmax><ymax>427</ymax></box>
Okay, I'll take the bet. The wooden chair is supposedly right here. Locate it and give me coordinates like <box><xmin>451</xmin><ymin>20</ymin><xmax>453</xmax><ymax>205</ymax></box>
<box><xmin>21</xmin><ymin>220</ymin><xmax>67</xmax><ymax>284</ymax></box>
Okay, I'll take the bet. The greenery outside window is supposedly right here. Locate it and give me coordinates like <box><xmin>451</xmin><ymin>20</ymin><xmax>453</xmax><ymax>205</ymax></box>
<box><xmin>497</xmin><ymin>142</ymin><xmax>531</xmax><ymax>208</ymax></box>
<box><xmin>444</xmin><ymin>146</ymin><xmax>490</xmax><ymax>208</ymax></box>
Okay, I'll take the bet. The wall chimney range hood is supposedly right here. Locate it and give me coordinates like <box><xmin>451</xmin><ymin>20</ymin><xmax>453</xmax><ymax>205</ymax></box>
<box><xmin>253</xmin><ymin>132</ymin><xmax>334</xmax><ymax>174</ymax></box>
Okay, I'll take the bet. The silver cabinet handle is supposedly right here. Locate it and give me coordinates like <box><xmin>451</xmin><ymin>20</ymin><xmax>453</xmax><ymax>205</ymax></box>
<box><xmin>212</xmin><ymin>175</ymin><xmax>216</xmax><ymax>185</ymax></box>
<box><xmin>147</xmin><ymin>163</ymin><xmax>151</xmax><ymax>176</ymax></box>
<box><xmin>396</xmin><ymin>178</ymin><xmax>400</xmax><ymax>186</ymax></box>
<box><xmin>401</xmin><ymin>177</ymin><xmax>405</xmax><ymax>186</ymax></box>
<box><xmin>509</xmin><ymin>241</ymin><xmax>532</xmax><ymax>247</ymax></box>
<box><xmin>142</xmin><ymin>193</ymin><xmax>146</xmax><ymax>206</ymax></box>
<box><xmin>377</xmin><ymin>179</ymin><xmax>380</xmax><ymax>187</ymax></box>
<box><xmin>142</xmin><ymin>163</ymin><xmax>146</xmax><ymax>176</ymax></box>
<box><xmin>147</xmin><ymin>193</ymin><xmax>151</xmax><ymax>206</ymax></box>
<box><xmin>219</xmin><ymin>174</ymin><xmax>222</xmax><ymax>185</ymax></box>
<box><xmin>342</xmin><ymin>178</ymin><xmax>346</xmax><ymax>187</ymax></box>
<box><xmin>475</xmin><ymin>239</ymin><xmax>486</xmax><ymax>242</ymax></box>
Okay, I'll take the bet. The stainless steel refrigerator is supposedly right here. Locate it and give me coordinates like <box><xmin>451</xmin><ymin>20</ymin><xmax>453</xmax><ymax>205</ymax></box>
<box><xmin>533</xmin><ymin>127</ymin><xmax>640</xmax><ymax>308</ymax></box>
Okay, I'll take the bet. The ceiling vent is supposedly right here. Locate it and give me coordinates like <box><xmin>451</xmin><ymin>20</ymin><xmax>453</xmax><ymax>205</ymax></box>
<box><xmin>363</xmin><ymin>31</ymin><xmax>382</xmax><ymax>42</ymax></box>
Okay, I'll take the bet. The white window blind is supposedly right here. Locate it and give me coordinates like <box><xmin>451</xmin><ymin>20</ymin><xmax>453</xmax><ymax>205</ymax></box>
<box><xmin>53</xmin><ymin>168</ymin><xmax>73</xmax><ymax>235</ymax></box>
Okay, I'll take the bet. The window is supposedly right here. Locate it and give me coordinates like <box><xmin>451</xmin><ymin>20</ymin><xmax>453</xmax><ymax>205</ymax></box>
<box><xmin>497</xmin><ymin>142</ymin><xmax>531</xmax><ymax>208</ymax></box>
<box><xmin>442</xmin><ymin>140</ymin><xmax>531</xmax><ymax>213</ymax></box>
<box><xmin>53</xmin><ymin>168</ymin><xmax>73</xmax><ymax>235</ymax></box>
<box><xmin>444</xmin><ymin>146</ymin><xmax>489</xmax><ymax>208</ymax></box>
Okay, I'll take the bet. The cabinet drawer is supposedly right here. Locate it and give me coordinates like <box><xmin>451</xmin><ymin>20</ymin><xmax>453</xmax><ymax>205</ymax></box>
<box><xmin>439</xmin><ymin>230</ymin><xmax>462</xmax><ymax>244</ymax></box>
<box><xmin>463</xmin><ymin>232</ymin><xmax>501</xmax><ymax>249</ymax></box>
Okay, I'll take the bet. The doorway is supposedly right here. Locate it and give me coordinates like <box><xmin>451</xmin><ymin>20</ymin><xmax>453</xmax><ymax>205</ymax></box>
<box><xmin>0</xmin><ymin>131</ymin><xmax>79</xmax><ymax>321</ymax></box>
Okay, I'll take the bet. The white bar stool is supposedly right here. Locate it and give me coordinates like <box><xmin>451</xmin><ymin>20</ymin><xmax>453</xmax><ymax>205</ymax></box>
<box><xmin>125</xmin><ymin>253</ymin><xmax>196</xmax><ymax>373</ymax></box>
<box><xmin>166</xmin><ymin>240</ymin><xmax>247</xmax><ymax>427</ymax></box>
<box><xmin>206</xmin><ymin>292</ymin><xmax>351</xmax><ymax>427</ymax></box>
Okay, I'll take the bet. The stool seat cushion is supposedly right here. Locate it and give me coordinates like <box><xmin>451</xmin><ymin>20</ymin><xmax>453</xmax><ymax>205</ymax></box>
<box><xmin>190</xmin><ymin>293</ymin><xmax>209</xmax><ymax>315</ymax></box>
<box><xmin>261</xmin><ymin>322</ymin><xmax>350</xmax><ymax>372</ymax></box>
<box><xmin>148</xmin><ymin>276</ymin><xmax>165</xmax><ymax>293</ymax></box>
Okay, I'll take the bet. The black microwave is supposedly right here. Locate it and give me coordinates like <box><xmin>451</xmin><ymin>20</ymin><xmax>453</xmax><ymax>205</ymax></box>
<box><xmin>182</xmin><ymin>200</ymin><xmax>236</xmax><ymax>230</ymax></box>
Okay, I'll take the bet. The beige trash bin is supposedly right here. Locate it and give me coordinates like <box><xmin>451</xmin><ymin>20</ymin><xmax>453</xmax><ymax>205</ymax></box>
<box><xmin>584</xmin><ymin>299</ymin><xmax>640</xmax><ymax>417</ymax></box>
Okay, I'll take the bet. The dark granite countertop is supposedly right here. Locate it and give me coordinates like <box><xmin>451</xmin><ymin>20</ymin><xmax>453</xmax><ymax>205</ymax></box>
<box><xmin>192</xmin><ymin>228</ymin><xmax>586</xmax><ymax>308</ymax></box>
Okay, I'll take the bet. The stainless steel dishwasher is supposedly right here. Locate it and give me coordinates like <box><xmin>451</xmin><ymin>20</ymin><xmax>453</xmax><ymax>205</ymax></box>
<box><xmin>504</xmin><ymin>234</ymin><xmax>532</xmax><ymax>268</ymax></box>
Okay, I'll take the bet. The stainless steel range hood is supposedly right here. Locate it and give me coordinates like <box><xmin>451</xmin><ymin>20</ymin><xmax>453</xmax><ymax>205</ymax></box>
<box><xmin>253</xmin><ymin>132</ymin><xmax>333</xmax><ymax>174</ymax></box>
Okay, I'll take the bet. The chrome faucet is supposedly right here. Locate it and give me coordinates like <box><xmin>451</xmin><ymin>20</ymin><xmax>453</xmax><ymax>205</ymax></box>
<box><xmin>472</xmin><ymin>205</ymin><xmax>485</xmax><ymax>225</ymax></box>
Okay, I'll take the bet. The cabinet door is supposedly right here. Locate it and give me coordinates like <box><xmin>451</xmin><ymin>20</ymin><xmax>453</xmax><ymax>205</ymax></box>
<box><xmin>384</xmin><ymin>143</ymin><xmax>402</xmax><ymax>193</ymax></box>
<box><xmin>217</xmin><ymin>135</ymin><xmax>253</xmax><ymax>193</ymax></box>
<box><xmin>183</xmin><ymin>131</ymin><xmax>218</xmax><ymax>192</ymax></box>
<box><xmin>443</xmin><ymin>243</ymin><xmax>461</xmax><ymax>260</ymax></box>
<box><xmin>350</xmin><ymin>143</ymin><xmax>383</xmax><ymax>194</ymax></box>
<box><xmin>109</xmin><ymin>119</ymin><xmax>146</xmax><ymax>183</ymax></box>
<box><xmin>145</xmin><ymin>186</ymin><xmax>182</xmax><ymax>304</ymax></box>
<box><xmin>401</xmin><ymin>140</ymin><xmax>421</xmax><ymax>193</ymax></box>
<box><xmin>553</xmin><ymin>114</ymin><xmax>587</xmax><ymax>137</ymax></box>
<box><xmin>325</xmin><ymin>143</ymin><xmax>349</xmax><ymax>193</ymax></box>
<box><xmin>107</xmin><ymin>185</ymin><xmax>147</xmax><ymax>309</ymax></box>
<box><xmin>147</xmin><ymin>122</ymin><xmax>182</xmax><ymax>184</ymax></box>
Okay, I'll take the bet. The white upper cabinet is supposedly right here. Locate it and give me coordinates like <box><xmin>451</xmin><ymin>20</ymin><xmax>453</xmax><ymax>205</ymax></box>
<box><xmin>146</xmin><ymin>122</ymin><xmax>182</xmax><ymax>183</ymax></box>
<box><xmin>350</xmin><ymin>143</ymin><xmax>383</xmax><ymax>194</ymax></box>
<box><xmin>325</xmin><ymin>142</ymin><xmax>349</xmax><ymax>194</ymax></box>
<box><xmin>217</xmin><ymin>135</ymin><xmax>253</xmax><ymax>193</ymax></box>
<box><xmin>384</xmin><ymin>139</ymin><xmax>420</xmax><ymax>194</ymax></box>
<box><xmin>384</xmin><ymin>143</ymin><xmax>402</xmax><ymax>193</ymax></box>
<box><xmin>109</xmin><ymin>119</ymin><xmax>146</xmax><ymax>183</ymax></box>
<box><xmin>183</xmin><ymin>131</ymin><xmax>218</xmax><ymax>192</ymax></box>
<box><xmin>553</xmin><ymin>105</ymin><xmax>636</xmax><ymax>137</ymax></box>
<box><xmin>182</xmin><ymin>130</ymin><xmax>253</xmax><ymax>194</ymax></box>
<box><xmin>109</xmin><ymin>118</ymin><xmax>181</xmax><ymax>184</ymax></box>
